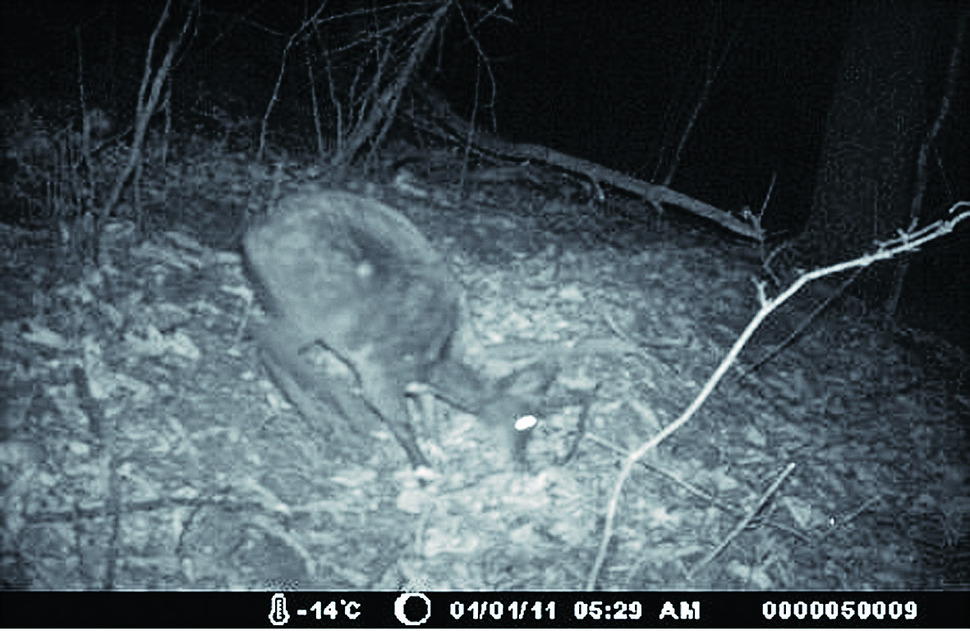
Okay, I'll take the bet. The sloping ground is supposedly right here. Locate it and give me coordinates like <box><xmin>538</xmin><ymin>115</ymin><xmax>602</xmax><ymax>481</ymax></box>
<box><xmin>1</xmin><ymin>152</ymin><xmax>967</xmax><ymax>590</ymax></box>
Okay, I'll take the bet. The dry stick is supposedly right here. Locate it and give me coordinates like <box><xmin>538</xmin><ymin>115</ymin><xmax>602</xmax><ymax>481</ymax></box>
<box><xmin>687</xmin><ymin>462</ymin><xmax>796</xmax><ymax>578</ymax></box>
<box><xmin>585</xmin><ymin>202</ymin><xmax>970</xmax><ymax>590</ymax></box>
<box><xmin>304</xmin><ymin>49</ymin><xmax>326</xmax><ymax>160</ymax></box>
<box><xmin>85</xmin><ymin>0</ymin><xmax>191</xmax><ymax>588</ymax></box>
<box><xmin>248</xmin><ymin>513</ymin><xmax>318</xmax><ymax>579</ymax></box>
<box><xmin>753</xmin><ymin>172</ymin><xmax>778</xmax><ymax>274</ymax></box>
<box><xmin>69</xmin><ymin>26</ymin><xmax>101</xmax><ymax>260</ymax></box>
<box><xmin>323</xmin><ymin>52</ymin><xmax>343</xmax><ymax>153</ymax></box>
<box><xmin>815</xmin><ymin>496</ymin><xmax>883</xmax><ymax>543</ymax></box>
<box><xmin>662</xmin><ymin>7</ymin><xmax>746</xmax><ymax>189</ymax></box>
<box><xmin>258</xmin><ymin>1</ymin><xmax>329</xmax><ymax>162</ymax></box>
<box><xmin>884</xmin><ymin>12</ymin><xmax>966</xmax><ymax>318</ymax></box>
<box><xmin>452</xmin><ymin>0</ymin><xmax>501</xmax><ymax>131</ymax></box>
<box><xmin>74</xmin><ymin>28</ymin><xmax>94</xmax><ymax>199</ymax></box>
<box><xmin>739</xmin><ymin>266</ymin><xmax>863</xmax><ymax>377</ymax></box>
<box><xmin>359</xmin><ymin>2</ymin><xmax>451</xmax><ymax>168</ymax></box>
<box><xmin>350</xmin><ymin>38</ymin><xmax>396</xmax><ymax>169</ymax></box>
<box><xmin>586</xmin><ymin>433</ymin><xmax>810</xmax><ymax>543</ymax></box>
<box><xmin>101</xmin><ymin>0</ymin><xmax>193</xmax><ymax>226</ymax></box>
<box><xmin>458</xmin><ymin>59</ymin><xmax>482</xmax><ymax>194</ymax></box>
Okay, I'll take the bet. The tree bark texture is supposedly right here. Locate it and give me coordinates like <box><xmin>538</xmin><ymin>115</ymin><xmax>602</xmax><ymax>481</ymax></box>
<box><xmin>800</xmin><ymin>3</ymin><xmax>947</xmax><ymax>294</ymax></box>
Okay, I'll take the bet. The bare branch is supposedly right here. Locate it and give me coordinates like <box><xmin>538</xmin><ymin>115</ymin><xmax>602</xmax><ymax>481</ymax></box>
<box><xmin>586</xmin><ymin>202</ymin><xmax>970</xmax><ymax>589</ymax></box>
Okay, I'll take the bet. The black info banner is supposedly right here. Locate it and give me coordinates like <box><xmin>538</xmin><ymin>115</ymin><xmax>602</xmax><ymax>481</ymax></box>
<box><xmin>0</xmin><ymin>591</ymin><xmax>965</xmax><ymax>628</ymax></box>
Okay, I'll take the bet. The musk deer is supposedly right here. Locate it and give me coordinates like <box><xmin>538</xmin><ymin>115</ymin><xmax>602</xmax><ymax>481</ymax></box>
<box><xmin>244</xmin><ymin>189</ymin><xmax>555</xmax><ymax>467</ymax></box>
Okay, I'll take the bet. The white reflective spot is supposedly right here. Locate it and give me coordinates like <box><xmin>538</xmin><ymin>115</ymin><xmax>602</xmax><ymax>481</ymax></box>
<box><xmin>514</xmin><ymin>415</ymin><xmax>538</xmax><ymax>432</ymax></box>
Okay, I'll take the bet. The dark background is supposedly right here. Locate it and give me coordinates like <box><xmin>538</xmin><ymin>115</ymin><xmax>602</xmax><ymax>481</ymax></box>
<box><xmin>2</xmin><ymin>0</ymin><xmax>967</xmax><ymax>348</ymax></box>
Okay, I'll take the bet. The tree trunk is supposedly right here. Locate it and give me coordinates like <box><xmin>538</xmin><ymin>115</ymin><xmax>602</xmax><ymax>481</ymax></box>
<box><xmin>799</xmin><ymin>2</ymin><xmax>945</xmax><ymax>304</ymax></box>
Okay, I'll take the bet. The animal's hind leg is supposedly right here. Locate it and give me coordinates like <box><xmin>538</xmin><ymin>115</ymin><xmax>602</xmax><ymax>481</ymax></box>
<box><xmin>256</xmin><ymin>322</ymin><xmax>429</xmax><ymax>467</ymax></box>
<box><xmin>254</xmin><ymin>321</ymin><xmax>381</xmax><ymax>436</ymax></box>
<box><xmin>354</xmin><ymin>365</ymin><xmax>430</xmax><ymax>468</ymax></box>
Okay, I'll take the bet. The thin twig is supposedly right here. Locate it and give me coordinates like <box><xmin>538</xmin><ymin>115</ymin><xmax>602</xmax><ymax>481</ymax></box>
<box><xmin>687</xmin><ymin>463</ymin><xmax>796</xmax><ymax>577</ymax></box>
<box><xmin>585</xmin><ymin>203</ymin><xmax>970</xmax><ymax>589</ymax></box>
<box><xmin>586</xmin><ymin>433</ymin><xmax>810</xmax><ymax>542</ymax></box>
